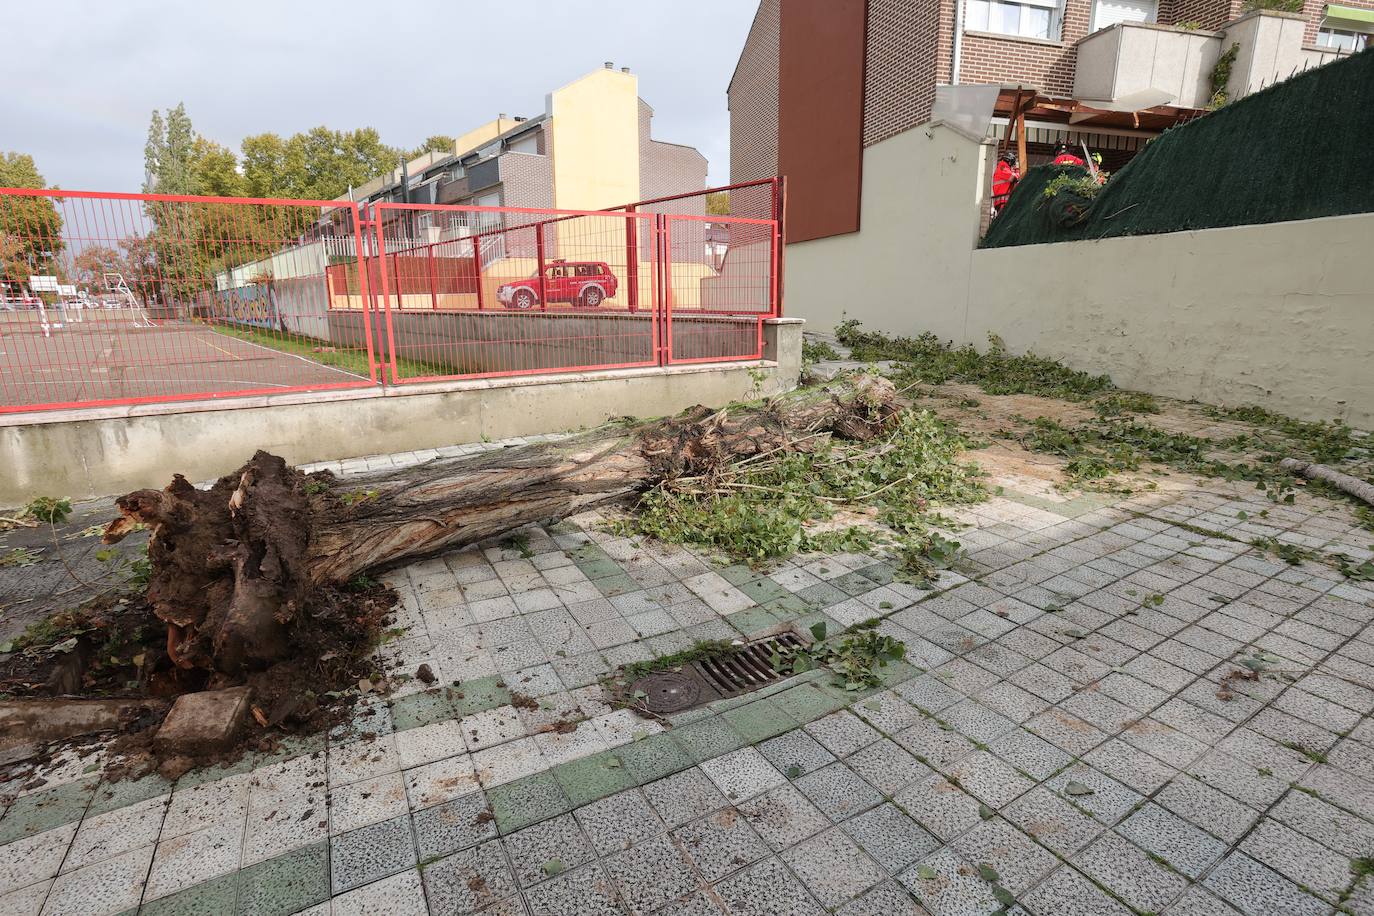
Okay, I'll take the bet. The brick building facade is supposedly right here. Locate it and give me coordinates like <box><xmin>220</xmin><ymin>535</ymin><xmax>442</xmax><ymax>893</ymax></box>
<box><xmin>731</xmin><ymin>0</ymin><xmax>1373</xmax><ymax>240</ymax></box>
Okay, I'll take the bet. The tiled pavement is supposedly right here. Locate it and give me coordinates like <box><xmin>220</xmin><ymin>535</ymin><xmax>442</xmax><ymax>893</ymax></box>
<box><xmin>3</xmin><ymin>439</ymin><xmax>1374</xmax><ymax>915</ymax></box>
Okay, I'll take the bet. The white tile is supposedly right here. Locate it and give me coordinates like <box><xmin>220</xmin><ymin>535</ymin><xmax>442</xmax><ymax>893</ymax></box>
<box><xmin>458</xmin><ymin>706</ymin><xmax>524</xmax><ymax>752</ymax></box>
<box><xmin>64</xmin><ymin>795</ymin><xmax>167</xmax><ymax>873</ymax></box>
<box><xmin>0</xmin><ymin>879</ymin><xmax>50</xmax><ymax>916</ymax></box>
<box><xmin>0</xmin><ymin>823</ymin><xmax>76</xmax><ymax>894</ymax></box>
<box><xmin>143</xmin><ymin>818</ymin><xmax>243</xmax><ymax>902</ymax></box>
<box><xmin>329</xmin><ymin>734</ymin><xmax>401</xmax><ymax>787</ymax></box>
<box><xmin>40</xmin><ymin>844</ymin><xmax>151</xmax><ymax>916</ymax></box>
<box><xmin>403</xmin><ymin>755</ymin><xmax>479</xmax><ymax>810</ymax></box>
<box><xmin>330</xmin><ymin>867</ymin><xmax>428</xmax><ymax>916</ymax></box>
<box><xmin>533</xmin><ymin>720</ymin><xmax>609</xmax><ymax>766</ymax></box>
<box><xmin>161</xmin><ymin>774</ymin><xmax>250</xmax><ymax>840</ymax></box>
<box><xmin>699</xmin><ymin>747</ymin><xmax>786</xmax><ymax>802</ymax></box>
<box><xmin>592</xmin><ymin>709</ymin><xmax>663</xmax><ymax>747</ymax></box>
<box><xmin>471</xmin><ymin>737</ymin><xmax>545</xmax><ymax>788</ymax></box>
<box><xmin>329</xmin><ymin>772</ymin><xmax>408</xmax><ymax>834</ymax></box>
<box><xmin>394</xmin><ymin>720</ymin><xmax>466</xmax><ymax>770</ymax></box>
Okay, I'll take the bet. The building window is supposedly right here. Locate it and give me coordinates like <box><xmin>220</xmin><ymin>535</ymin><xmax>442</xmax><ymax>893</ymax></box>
<box><xmin>1091</xmin><ymin>0</ymin><xmax>1156</xmax><ymax>30</ymax></box>
<box><xmin>1317</xmin><ymin>24</ymin><xmax>1370</xmax><ymax>50</ymax></box>
<box><xmin>416</xmin><ymin>213</ymin><xmax>433</xmax><ymax>230</ymax></box>
<box><xmin>966</xmin><ymin>0</ymin><xmax>1061</xmax><ymax>40</ymax></box>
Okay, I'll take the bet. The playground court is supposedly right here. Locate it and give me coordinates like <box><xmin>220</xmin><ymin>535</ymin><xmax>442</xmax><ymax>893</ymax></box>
<box><xmin>0</xmin><ymin>309</ymin><xmax>371</xmax><ymax>412</ymax></box>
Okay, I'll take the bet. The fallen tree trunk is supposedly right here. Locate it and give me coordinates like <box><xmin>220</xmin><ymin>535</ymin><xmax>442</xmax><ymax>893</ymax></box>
<box><xmin>1280</xmin><ymin>458</ymin><xmax>1374</xmax><ymax>508</ymax></box>
<box><xmin>104</xmin><ymin>377</ymin><xmax>900</xmax><ymax>675</ymax></box>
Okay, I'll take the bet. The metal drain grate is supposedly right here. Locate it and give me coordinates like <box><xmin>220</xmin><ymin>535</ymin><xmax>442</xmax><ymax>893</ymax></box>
<box><xmin>629</xmin><ymin>631</ymin><xmax>808</xmax><ymax>714</ymax></box>
<box><xmin>697</xmin><ymin>631</ymin><xmax>806</xmax><ymax>697</ymax></box>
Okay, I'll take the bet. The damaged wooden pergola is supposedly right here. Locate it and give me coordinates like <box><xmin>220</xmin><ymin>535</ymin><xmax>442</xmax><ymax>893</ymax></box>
<box><xmin>997</xmin><ymin>86</ymin><xmax>1207</xmax><ymax>166</ymax></box>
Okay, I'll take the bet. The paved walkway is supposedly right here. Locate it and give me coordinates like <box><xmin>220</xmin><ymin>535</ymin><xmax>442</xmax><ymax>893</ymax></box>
<box><xmin>2</xmin><ymin>402</ymin><xmax>1373</xmax><ymax>915</ymax></box>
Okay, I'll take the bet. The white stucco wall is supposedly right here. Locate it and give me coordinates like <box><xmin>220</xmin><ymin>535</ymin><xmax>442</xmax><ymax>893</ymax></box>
<box><xmin>784</xmin><ymin>123</ymin><xmax>1374</xmax><ymax>426</ymax></box>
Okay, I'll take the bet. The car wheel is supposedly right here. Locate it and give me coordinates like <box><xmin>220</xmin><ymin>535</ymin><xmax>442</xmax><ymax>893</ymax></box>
<box><xmin>511</xmin><ymin>288</ymin><xmax>537</xmax><ymax>310</ymax></box>
<box><xmin>582</xmin><ymin>287</ymin><xmax>604</xmax><ymax>308</ymax></box>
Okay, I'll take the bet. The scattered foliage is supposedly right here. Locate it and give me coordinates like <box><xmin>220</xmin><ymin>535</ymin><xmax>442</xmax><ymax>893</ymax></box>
<box><xmin>24</xmin><ymin>497</ymin><xmax>72</xmax><ymax>524</ymax></box>
<box><xmin>1014</xmin><ymin>416</ymin><xmax>1299</xmax><ymax>501</ymax></box>
<box><xmin>624</xmin><ymin>407</ymin><xmax>985</xmax><ymax>562</ymax></box>
<box><xmin>895</xmin><ymin>532</ymin><xmax>964</xmax><ymax>587</ymax></box>
<box><xmin>802</xmin><ymin>338</ymin><xmax>841</xmax><ymax>365</ymax></box>
<box><xmin>835</xmin><ymin>323</ymin><xmax>1113</xmax><ymax>401</ymax></box>
<box><xmin>1203</xmin><ymin>403</ymin><xmax>1354</xmax><ymax>463</ymax></box>
<box><xmin>1093</xmin><ymin>391</ymin><xmax>1159</xmax><ymax>418</ymax></box>
<box><xmin>0</xmin><ymin>547</ymin><xmax>42</xmax><ymax>568</ymax></box>
<box><xmin>775</xmin><ymin>620</ymin><xmax>907</xmax><ymax>691</ymax></box>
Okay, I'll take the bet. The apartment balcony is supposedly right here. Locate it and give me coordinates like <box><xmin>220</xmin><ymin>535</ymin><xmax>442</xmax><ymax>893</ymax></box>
<box><xmin>1074</xmin><ymin>11</ymin><xmax>1352</xmax><ymax>111</ymax></box>
<box><xmin>1074</xmin><ymin>21</ymin><xmax>1221</xmax><ymax>109</ymax></box>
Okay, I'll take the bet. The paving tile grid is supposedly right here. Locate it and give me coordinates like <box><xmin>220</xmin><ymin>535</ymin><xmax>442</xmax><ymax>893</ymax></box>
<box><xmin>2</xmin><ymin>423</ymin><xmax>1374</xmax><ymax>915</ymax></box>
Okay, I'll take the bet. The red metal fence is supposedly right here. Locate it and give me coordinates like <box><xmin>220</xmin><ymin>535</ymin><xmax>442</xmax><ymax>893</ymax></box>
<box><xmin>0</xmin><ymin>180</ymin><xmax>781</xmax><ymax>414</ymax></box>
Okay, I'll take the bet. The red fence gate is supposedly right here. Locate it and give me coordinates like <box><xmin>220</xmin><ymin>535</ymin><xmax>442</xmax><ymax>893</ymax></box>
<box><xmin>0</xmin><ymin>179</ymin><xmax>782</xmax><ymax>414</ymax></box>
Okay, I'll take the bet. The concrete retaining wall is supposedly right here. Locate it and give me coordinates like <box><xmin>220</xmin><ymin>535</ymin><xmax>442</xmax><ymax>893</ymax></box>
<box><xmin>784</xmin><ymin>121</ymin><xmax>1374</xmax><ymax>426</ymax></box>
<box><xmin>0</xmin><ymin>319</ymin><xmax>802</xmax><ymax>504</ymax></box>
<box><xmin>328</xmin><ymin>310</ymin><xmax>766</xmax><ymax>373</ymax></box>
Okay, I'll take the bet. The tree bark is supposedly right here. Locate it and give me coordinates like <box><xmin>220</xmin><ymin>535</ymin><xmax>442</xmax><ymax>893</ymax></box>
<box><xmin>103</xmin><ymin>376</ymin><xmax>900</xmax><ymax>675</ymax></box>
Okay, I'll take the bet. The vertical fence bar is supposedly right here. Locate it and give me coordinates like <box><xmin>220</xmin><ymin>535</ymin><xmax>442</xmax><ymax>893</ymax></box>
<box><xmin>535</xmin><ymin>224</ymin><xmax>547</xmax><ymax>312</ymax></box>
<box><xmin>662</xmin><ymin>216</ymin><xmax>674</xmax><ymax>365</ymax></box>
<box><xmin>428</xmin><ymin>242</ymin><xmax>439</xmax><ymax>310</ymax></box>
<box><xmin>350</xmin><ymin>205</ymin><xmax>379</xmax><ymax>384</ymax></box>
<box><xmin>375</xmin><ymin>217</ymin><xmax>399</xmax><ymax>384</ymax></box>
<box><xmin>625</xmin><ymin>207</ymin><xmax>639</xmax><ymax>314</ymax></box>
<box><xmin>472</xmin><ymin>235</ymin><xmax>486</xmax><ymax>311</ymax></box>
<box><xmin>773</xmin><ymin>176</ymin><xmax>786</xmax><ymax>317</ymax></box>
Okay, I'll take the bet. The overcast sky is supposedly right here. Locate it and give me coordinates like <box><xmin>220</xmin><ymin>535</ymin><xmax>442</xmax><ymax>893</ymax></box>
<box><xmin>3</xmin><ymin>0</ymin><xmax>758</xmax><ymax>193</ymax></box>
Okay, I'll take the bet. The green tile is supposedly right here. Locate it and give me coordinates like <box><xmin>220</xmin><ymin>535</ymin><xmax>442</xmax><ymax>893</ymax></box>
<box><xmin>832</xmin><ymin>571</ymin><xmax>878</xmax><ymax>596</ymax></box>
<box><xmin>88</xmin><ymin>771</ymin><xmax>173</xmax><ymax>818</ymax></box>
<box><xmin>737</xmin><ymin>578</ymin><xmax>791</xmax><ymax>605</ymax></box>
<box><xmin>141</xmin><ymin>871</ymin><xmax>237</xmax><ymax>915</ymax></box>
<box><xmin>873</xmin><ymin>659</ymin><xmax>919</xmax><ymax>688</ymax></box>
<box><xmin>577</xmin><ymin>558</ymin><xmax>624</xmax><ymax>581</ymax></box>
<box><xmin>672</xmin><ymin>715</ymin><xmax>747</xmax><ymax>763</ymax></box>
<box><xmin>571</xmin><ymin>544</ymin><xmax>610</xmax><ymax>563</ymax></box>
<box><xmin>854</xmin><ymin>563</ymin><xmax>896</xmax><ymax>585</ymax></box>
<box><xmin>453</xmin><ymin>676</ymin><xmax>513</xmax><ymax>716</ymax></box>
<box><xmin>488</xmin><ymin>771</ymin><xmax>571</xmax><ymax>834</ymax></box>
<box><xmin>772</xmin><ymin>683</ymin><xmax>848</xmax><ymax>724</ymax></box>
<box><xmin>594</xmin><ymin>574</ymin><xmax>640</xmax><ymax>597</ymax></box>
<box><xmin>798</xmin><ymin>582</ymin><xmax>848</xmax><ymax>606</ymax></box>
<box><xmin>553</xmin><ymin>750</ymin><xmax>636</xmax><ymax>806</ymax></box>
<box><xmin>175</xmin><ymin>753</ymin><xmax>264</xmax><ymax>790</ymax></box>
<box><xmin>390</xmin><ymin>687</ymin><xmax>461</xmax><ymax>731</ymax></box>
<box><xmin>235</xmin><ymin>840</ymin><xmax>328</xmax><ymax>916</ymax></box>
<box><xmin>761</xmin><ymin>594</ymin><xmax>816</xmax><ymax>617</ymax></box>
<box><xmin>797</xmin><ymin>613</ymin><xmax>842</xmax><ymax>640</ymax></box>
<box><xmin>717</xmin><ymin>564</ymin><xmax>760</xmax><ymax>587</ymax></box>
<box><xmin>617</xmin><ymin>733</ymin><xmax>694</xmax><ymax>784</ymax></box>
<box><xmin>724</xmin><ymin>608</ymin><xmax>779</xmax><ymax>638</ymax></box>
<box><xmin>723</xmin><ymin>698</ymin><xmax>798</xmax><ymax>743</ymax></box>
<box><xmin>0</xmin><ymin>776</ymin><xmax>97</xmax><ymax>844</ymax></box>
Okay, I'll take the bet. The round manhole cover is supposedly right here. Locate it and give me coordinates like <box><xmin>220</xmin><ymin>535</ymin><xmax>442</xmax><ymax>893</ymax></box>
<box><xmin>631</xmin><ymin>671</ymin><xmax>703</xmax><ymax>713</ymax></box>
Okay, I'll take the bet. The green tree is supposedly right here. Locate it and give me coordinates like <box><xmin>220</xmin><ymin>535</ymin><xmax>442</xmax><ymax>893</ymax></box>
<box><xmin>408</xmin><ymin>135</ymin><xmax>456</xmax><ymax>158</ymax></box>
<box><xmin>706</xmin><ymin>191</ymin><xmax>730</xmax><ymax>216</ymax></box>
<box><xmin>0</xmin><ymin>152</ymin><xmax>64</xmax><ymax>286</ymax></box>
<box><xmin>143</xmin><ymin>103</ymin><xmax>197</xmax><ymax>195</ymax></box>
<box><xmin>241</xmin><ymin>127</ymin><xmax>397</xmax><ymax>200</ymax></box>
<box><xmin>189</xmin><ymin>138</ymin><xmax>245</xmax><ymax>198</ymax></box>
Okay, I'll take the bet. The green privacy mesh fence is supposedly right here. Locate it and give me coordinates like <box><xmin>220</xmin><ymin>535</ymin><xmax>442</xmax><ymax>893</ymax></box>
<box><xmin>980</xmin><ymin>48</ymin><xmax>1374</xmax><ymax>248</ymax></box>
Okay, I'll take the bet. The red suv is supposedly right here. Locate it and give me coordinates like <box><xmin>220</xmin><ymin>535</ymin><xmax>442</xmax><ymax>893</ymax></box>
<box><xmin>497</xmin><ymin>260</ymin><xmax>618</xmax><ymax>310</ymax></box>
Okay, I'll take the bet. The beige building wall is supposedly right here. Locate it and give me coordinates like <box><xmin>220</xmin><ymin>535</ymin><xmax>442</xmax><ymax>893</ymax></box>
<box><xmin>785</xmin><ymin>122</ymin><xmax>1374</xmax><ymax>426</ymax></box>
<box><xmin>548</xmin><ymin>68</ymin><xmax>642</xmax><ymax>212</ymax></box>
<box><xmin>453</xmin><ymin>118</ymin><xmax>520</xmax><ymax>158</ymax></box>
